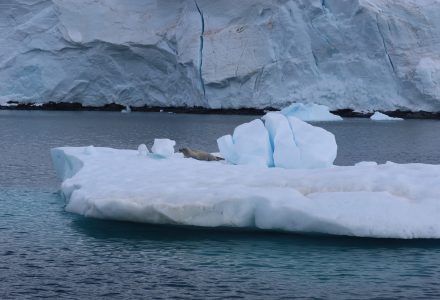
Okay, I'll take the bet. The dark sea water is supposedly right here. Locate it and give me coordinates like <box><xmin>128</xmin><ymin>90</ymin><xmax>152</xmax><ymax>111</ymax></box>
<box><xmin>1</xmin><ymin>111</ymin><xmax>440</xmax><ymax>299</ymax></box>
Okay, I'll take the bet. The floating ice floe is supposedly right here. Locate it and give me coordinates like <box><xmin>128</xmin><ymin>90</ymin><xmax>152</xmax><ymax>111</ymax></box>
<box><xmin>370</xmin><ymin>112</ymin><xmax>404</xmax><ymax>121</ymax></box>
<box><xmin>280</xmin><ymin>103</ymin><xmax>343</xmax><ymax>122</ymax></box>
<box><xmin>218</xmin><ymin>113</ymin><xmax>337</xmax><ymax>169</ymax></box>
<box><xmin>51</xmin><ymin>146</ymin><xmax>440</xmax><ymax>239</ymax></box>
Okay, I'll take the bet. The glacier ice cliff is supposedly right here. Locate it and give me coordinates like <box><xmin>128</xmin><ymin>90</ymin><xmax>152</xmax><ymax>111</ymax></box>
<box><xmin>1</xmin><ymin>0</ymin><xmax>440</xmax><ymax>111</ymax></box>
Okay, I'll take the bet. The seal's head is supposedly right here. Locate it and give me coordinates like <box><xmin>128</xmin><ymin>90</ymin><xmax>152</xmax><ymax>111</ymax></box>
<box><xmin>179</xmin><ymin>147</ymin><xmax>192</xmax><ymax>158</ymax></box>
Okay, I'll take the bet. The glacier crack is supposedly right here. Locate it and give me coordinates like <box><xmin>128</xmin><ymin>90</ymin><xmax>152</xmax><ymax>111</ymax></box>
<box><xmin>375</xmin><ymin>14</ymin><xmax>396</xmax><ymax>75</ymax></box>
<box><xmin>194</xmin><ymin>0</ymin><xmax>206</xmax><ymax>97</ymax></box>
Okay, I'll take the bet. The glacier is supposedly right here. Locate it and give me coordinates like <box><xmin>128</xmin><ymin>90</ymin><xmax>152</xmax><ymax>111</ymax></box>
<box><xmin>51</xmin><ymin>146</ymin><xmax>440</xmax><ymax>239</ymax></box>
<box><xmin>2</xmin><ymin>0</ymin><xmax>440</xmax><ymax>111</ymax></box>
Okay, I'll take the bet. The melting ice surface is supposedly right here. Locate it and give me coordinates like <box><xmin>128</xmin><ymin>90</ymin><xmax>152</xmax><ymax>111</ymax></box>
<box><xmin>51</xmin><ymin>145</ymin><xmax>440</xmax><ymax>239</ymax></box>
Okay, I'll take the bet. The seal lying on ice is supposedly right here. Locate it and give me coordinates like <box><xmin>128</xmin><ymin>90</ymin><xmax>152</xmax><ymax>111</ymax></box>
<box><xmin>179</xmin><ymin>148</ymin><xmax>224</xmax><ymax>162</ymax></box>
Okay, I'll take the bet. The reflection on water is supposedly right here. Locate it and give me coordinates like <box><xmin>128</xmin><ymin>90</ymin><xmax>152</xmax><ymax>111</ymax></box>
<box><xmin>73</xmin><ymin>217</ymin><xmax>440</xmax><ymax>248</ymax></box>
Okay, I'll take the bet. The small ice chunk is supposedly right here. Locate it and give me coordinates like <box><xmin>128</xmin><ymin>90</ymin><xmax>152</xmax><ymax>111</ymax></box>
<box><xmin>137</xmin><ymin>144</ymin><xmax>149</xmax><ymax>156</ymax></box>
<box><xmin>287</xmin><ymin>117</ymin><xmax>337</xmax><ymax>168</ymax></box>
<box><xmin>152</xmin><ymin>139</ymin><xmax>176</xmax><ymax>158</ymax></box>
<box><xmin>370</xmin><ymin>112</ymin><xmax>403</xmax><ymax>121</ymax></box>
<box><xmin>121</xmin><ymin>105</ymin><xmax>131</xmax><ymax>113</ymax></box>
<box><xmin>281</xmin><ymin>103</ymin><xmax>343</xmax><ymax>121</ymax></box>
<box><xmin>263</xmin><ymin>112</ymin><xmax>301</xmax><ymax>169</ymax></box>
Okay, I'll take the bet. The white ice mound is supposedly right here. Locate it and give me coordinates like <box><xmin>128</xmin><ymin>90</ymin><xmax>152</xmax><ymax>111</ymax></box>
<box><xmin>218</xmin><ymin>114</ymin><xmax>337</xmax><ymax>169</ymax></box>
<box><xmin>280</xmin><ymin>103</ymin><xmax>343</xmax><ymax>122</ymax></box>
<box><xmin>217</xmin><ymin>119</ymin><xmax>273</xmax><ymax>167</ymax></box>
<box><xmin>51</xmin><ymin>147</ymin><xmax>440</xmax><ymax>239</ymax></box>
<box><xmin>263</xmin><ymin>113</ymin><xmax>301</xmax><ymax>169</ymax></box>
<box><xmin>151</xmin><ymin>138</ymin><xmax>176</xmax><ymax>158</ymax></box>
<box><xmin>371</xmin><ymin>112</ymin><xmax>404</xmax><ymax>121</ymax></box>
<box><xmin>137</xmin><ymin>144</ymin><xmax>149</xmax><ymax>156</ymax></box>
<box><xmin>288</xmin><ymin>117</ymin><xmax>337</xmax><ymax>169</ymax></box>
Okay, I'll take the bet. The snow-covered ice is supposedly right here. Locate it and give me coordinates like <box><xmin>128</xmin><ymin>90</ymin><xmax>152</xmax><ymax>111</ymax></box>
<box><xmin>151</xmin><ymin>139</ymin><xmax>176</xmax><ymax>158</ymax></box>
<box><xmin>280</xmin><ymin>103</ymin><xmax>343</xmax><ymax>122</ymax></box>
<box><xmin>51</xmin><ymin>146</ymin><xmax>440</xmax><ymax>239</ymax></box>
<box><xmin>218</xmin><ymin>113</ymin><xmax>336</xmax><ymax>169</ymax></box>
<box><xmin>370</xmin><ymin>112</ymin><xmax>404</xmax><ymax>121</ymax></box>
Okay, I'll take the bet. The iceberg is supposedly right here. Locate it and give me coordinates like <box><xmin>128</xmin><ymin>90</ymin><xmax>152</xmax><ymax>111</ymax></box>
<box><xmin>280</xmin><ymin>103</ymin><xmax>343</xmax><ymax>122</ymax></box>
<box><xmin>51</xmin><ymin>146</ymin><xmax>440</xmax><ymax>239</ymax></box>
<box><xmin>370</xmin><ymin>112</ymin><xmax>404</xmax><ymax>121</ymax></box>
<box><xmin>218</xmin><ymin>113</ymin><xmax>337</xmax><ymax>169</ymax></box>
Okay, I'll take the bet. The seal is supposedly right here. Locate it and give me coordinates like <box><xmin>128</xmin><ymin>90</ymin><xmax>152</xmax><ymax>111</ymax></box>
<box><xmin>179</xmin><ymin>148</ymin><xmax>224</xmax><ymax>162</ymax></box>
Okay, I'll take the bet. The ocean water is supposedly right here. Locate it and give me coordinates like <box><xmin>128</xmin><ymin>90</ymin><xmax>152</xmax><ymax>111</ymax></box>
<box><xmin>1</xmin><ymin>111</ymin><xmax>440</xmax><ymax>299</ymax></box>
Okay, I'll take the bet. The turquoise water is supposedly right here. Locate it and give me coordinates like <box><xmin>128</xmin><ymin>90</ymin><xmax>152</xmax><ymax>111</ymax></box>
<box><xmin>1</xmin><ymin>111</ymin><xmax>440</xmax><ymax>299</ymax></box>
